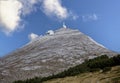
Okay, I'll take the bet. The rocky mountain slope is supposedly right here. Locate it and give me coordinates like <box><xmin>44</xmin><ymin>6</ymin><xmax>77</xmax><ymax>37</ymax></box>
<box><xmin>0</xmin><ymin>27</ymin><xmax>117</xmax><ymax>83</ymax></box>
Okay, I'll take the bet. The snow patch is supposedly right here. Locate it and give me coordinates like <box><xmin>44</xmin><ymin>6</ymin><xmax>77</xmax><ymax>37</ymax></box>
<box><xmin>2</xmin><ymin>70</ymin><xmax>10</xmax><ymax>76</ymax></box>
<box><xmin>41</xmin><ymin>59</ymin><xmax>47</xmax><ymax>63</ymax></box>
<box><xmin>88</xmin><ymin>56</ymin><xmax>97</xmax><ymax>59</ymax></box>
<box><xmin>21</xmin><ymin>66</ymin><xmax>41</xmax><ymax>70</ymax></box>
<box><xmin>58</xmin><ymin>59</ymin><xmax>64</xmax><ymax>62</ymax></box>
<box><xmin>75</xmin><ymin>59</ymin><xmax>83</xmax><ymax>64</ymax></box>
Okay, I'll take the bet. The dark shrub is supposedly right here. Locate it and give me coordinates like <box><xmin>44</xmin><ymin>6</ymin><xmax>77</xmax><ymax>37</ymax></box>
<box><xmin>90</xmin><ymin>68</ymin><xmax>101</xmax><ymax>72</ymax></box>
<box><xmin>103</xmin><ymin>67</ymin><xmax>111</xmax><ymax>72</ymax></box>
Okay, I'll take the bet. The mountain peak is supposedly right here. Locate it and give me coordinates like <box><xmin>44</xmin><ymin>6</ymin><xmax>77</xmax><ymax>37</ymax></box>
<box><xmin>0</xmin><ymin>27</ymin><xmax>117</xmax><ymax>83</ymax></box>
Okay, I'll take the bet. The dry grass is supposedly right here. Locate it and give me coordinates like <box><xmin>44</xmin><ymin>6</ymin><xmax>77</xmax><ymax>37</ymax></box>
<box><xmin>44</xmin><ymin>66</ymin><xmax>120</xmax><ymax>83</ymax></box>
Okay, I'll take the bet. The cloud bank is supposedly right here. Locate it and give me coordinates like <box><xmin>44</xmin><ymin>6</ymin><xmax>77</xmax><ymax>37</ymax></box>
<box><xmin>0</xmin><ymin>0</ymin><xmax>77</xmax><ymax>35</ymax></box>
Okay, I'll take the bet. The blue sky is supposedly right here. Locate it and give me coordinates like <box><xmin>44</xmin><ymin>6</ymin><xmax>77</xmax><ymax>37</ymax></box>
<box><xmin>0</xmin><ymin>0</ymin><xmax>120</xmax><ymax>56</ymax></box>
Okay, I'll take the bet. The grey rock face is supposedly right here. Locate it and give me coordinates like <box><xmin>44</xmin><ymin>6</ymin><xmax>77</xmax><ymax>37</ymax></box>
<box><xmin>0</xmin><ymin>28</ymin><xmax>117</xmax><ymax>83</ymax></box>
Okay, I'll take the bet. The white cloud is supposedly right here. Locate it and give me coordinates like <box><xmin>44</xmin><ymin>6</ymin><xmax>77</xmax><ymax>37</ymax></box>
<box><xmin>0</xmin><ymin>0</ymin><xmax>38</xmax><ymax>35</ymax></box>
<box><xmin>69</xmin><ymin>11</ymin><xmax>79</xmax><ymax>20</ymax></box>
<box><xmin>0</xmin><ymin>0</ymin><xmax>77</xmax><ymax>35</ymax></box>
<box><xmin>72</xmin><ymin>15</ymin><xmax>79</xmax><ymax>20</ymax></box>
<box><xmin>82</xmin><ymin>14</ymin><xmax>98</xmax><ymax>22</ymax></box>
<box><xmin>20</xmin><ymin>0</ymin><xmax>39</xmax><ymax>15</ymax></box>
<box><xmin>28</xmin><ymin>33</ymin><xmax>39</xmax><ymax>41</ymax></box>
<box><xmin>41</xmin><ymin>0</ymin><xmax>69</xmax><ymax>20</ymax></box>
<box><xmin>0</xmin><ymin>0</ymin><xmax>22</xmax><ymax>35</ymax></box>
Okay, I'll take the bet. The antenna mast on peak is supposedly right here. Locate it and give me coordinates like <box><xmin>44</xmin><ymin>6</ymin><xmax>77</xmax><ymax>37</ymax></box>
<box><xmin>63</xmin><ymin>22</ymin><xmax>67</xmax><ymax>28</ymax></box>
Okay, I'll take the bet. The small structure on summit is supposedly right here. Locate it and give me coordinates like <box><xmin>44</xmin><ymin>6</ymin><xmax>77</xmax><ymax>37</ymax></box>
<box><xmin>63</xmin><ymin>22</ymin><xmax>67</xmax><ymax>28</ymax></box>
<box><xmin>46</xmin><ymin>30</ymin><xmax>54</xmax><ymax>35</ymax></box>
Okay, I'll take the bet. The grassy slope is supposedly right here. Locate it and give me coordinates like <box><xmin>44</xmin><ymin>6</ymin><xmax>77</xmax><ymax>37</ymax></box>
<box><xmin>44</xmin><ymin>66</ymin><xmax>120</xmax><ymax>83</ymax></box>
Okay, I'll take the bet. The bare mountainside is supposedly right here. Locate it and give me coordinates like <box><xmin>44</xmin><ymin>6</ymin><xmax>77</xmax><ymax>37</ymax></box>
<box><xmin>0</xmin><ymin>27</ymin><xmax>117</xmax><ymax>83</ymax></box>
